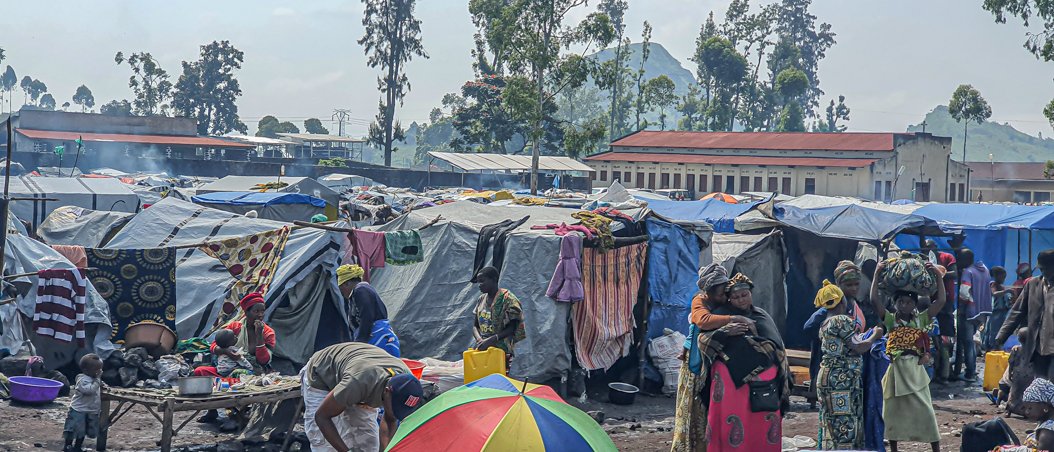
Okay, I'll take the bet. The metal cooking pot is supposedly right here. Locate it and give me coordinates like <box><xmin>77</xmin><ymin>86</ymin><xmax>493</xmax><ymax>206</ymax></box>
<box><xmin>177</xmin><ymin>376</ymin><xmax>214</xmax><ymax>396</ymax></box>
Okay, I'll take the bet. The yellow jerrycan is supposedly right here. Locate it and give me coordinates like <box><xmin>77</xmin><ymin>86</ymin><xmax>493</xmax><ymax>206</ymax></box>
<box><xmin>983</xmin><ymin>351</ymin><xmax>1010</xmax><ymax>391</ymax></box>
<box><xmin>463</xmin><ymin>348</ymin><xmax>507</xmax><ymax>384</ymax></box>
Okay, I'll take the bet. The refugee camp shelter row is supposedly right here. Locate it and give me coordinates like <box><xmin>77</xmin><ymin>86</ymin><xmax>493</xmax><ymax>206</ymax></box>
<box><xmin>8</xmin><ymin>176</ymin><xmax>140</xmax><ymax>228</ymax></box>
<box><xmin>197</xmin><ymin>175</ymin><xmax>340</xmax><ymax>220</ymax></box>
<box><xmin>191</xmin><ymin>191</ymin><xmax>327</xmax><ymax>223</ymax></box>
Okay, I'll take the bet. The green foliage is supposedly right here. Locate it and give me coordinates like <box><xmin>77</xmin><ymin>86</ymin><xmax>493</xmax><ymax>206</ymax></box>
<box><xmin>318</xmin><ymin>157</ymin><xmax>348</xmax><ymax>168</ymax></box>
<box><xmin>38</xmin><ymin>93</ymin><xmax>55</xmax><ymax>110</ymax></box>
<box><xmin>171</xmin><ymin>41</ymin><xmax>247</xmax><ymax>135</ymax></box>
<box><xmin>983</xmin><ymin>1</ymin><xmax>1054</xmax><ymax>128</ymax></box>
<box><xmin>115</xmin><ymin>51</ymin><xmax>172</xmax><ymax>116</ymax></box>
<box><xmin>633</xmin><ymin>22</ymin><xmax>653</xmax><ymax>131</ymax></box>
<box><xmin>774</xmin><ymin>0</ymin><xmax>836</xmax><ymax>115</ymax></box>
<box><xmin>907</xmin><ymin>105</ymin><xmax>1054</xmax><ymax>162</ymax></box>
<box><xmin>645</xmin><ymin>75</ymin><xmax>677</xmax><ymax>130</ymax></box>
<box><xmin>1045</xmin><ymin>160</ymin><xmax>1054</xmax><ymax>179</ymax></box>
<box><xmin>99</xmin><ymin>99</ymin><xmax>133</xmax><ymax>116</ymax></box>
<box><xmin>677</xmin><ymin>85</ymin><xmax>704</xmax><ymax>131</ymax></box>
<box><xmin>19</xmin><ymin>75</ymin><xmax>30</xmax><ymax>104</ymax></box>
<box><xmin>72</xmin><ymin>85</ymin><xmax>95</xmax><ymax>112</ymax></box>
<box><xmin>949</xmin><ymin>84</ymin><xmax>993</xmax><ymax>125</ymax></box>
<box><xmin>562</xmin><ymin>116</ymin><xmax>607</xmax><ymax>159</ymax></box>
<box><xmin>304</xmin><ymin>118</ymin><xmax>329</xmax><ymax>134</ymax></box>
<box><xmin>775</xmin><ymin>68</ymin><xmax>808</xmax><ymax>100</ymax></box>
<box><xmin>449</xmin><ymin>74</ymin><xmax>524</xmax><ymax>153</ymax></box>
<box><xmin>776</xmin><ymin>101</ymin><xmax>805</xmax><ymax>132</ymax></box>
<box><xmin>359</xmin><ymin>0</ymin><xmax>428</xmax><ymax>167</ymax></box>
<box><xmin>1</xmin><ymin>66</ymin><xmax>16</xmax><ymax>109</ymax></box>
<box><xmin>256</xmin><ymin>115</ymin><xmax>300</xmax><ymax>138</ymax></box>
<box><xmin>813</xmin><ymin>95</ymin><xmax>850</xmax><ymax>132</ymax></box>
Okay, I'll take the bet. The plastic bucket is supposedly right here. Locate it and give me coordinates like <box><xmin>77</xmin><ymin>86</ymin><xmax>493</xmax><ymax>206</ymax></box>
<box><xmin>402</xmin><ymin>359</ymin><xmax>426</xmax><ymax>380</ymax></box>
<box><xmin>9</xmin><ymin>376</ymin><xmax>63</xmax><ymax>404</ymax></box>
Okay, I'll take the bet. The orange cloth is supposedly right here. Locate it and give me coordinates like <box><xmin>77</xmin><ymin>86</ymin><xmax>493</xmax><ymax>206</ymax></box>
<box><xmin>689</xmin><ymin>293</ymin><xmax>732</xmax><ymax>330</ymax></box>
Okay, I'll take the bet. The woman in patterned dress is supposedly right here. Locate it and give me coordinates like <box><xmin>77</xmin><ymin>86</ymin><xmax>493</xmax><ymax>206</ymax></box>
<box><xmin>814</xmin><ymin>280</ymin><xmax>884</xmax><ymax>449</ymax></box>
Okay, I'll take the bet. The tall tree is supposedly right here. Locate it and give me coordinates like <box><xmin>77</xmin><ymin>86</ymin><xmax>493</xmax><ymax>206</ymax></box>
<box><xmin>27</xmin><ymin>79</ymin><xmax>46</xmax><ymax>105</ymax></box>
<box><xmin>813</xmin><ymin>95</ymin><xmax>850</xmax><ymax>132</ymax></box>
<box><xmin>774</xmin><ymin>67</ymin><xmax>808</xmax><ymax>132</ymax></box>
<box><xmin>450</xmin><ymin>74</ymin><xmax>532</xmax><ymax>154</ymax></box>
<box><xmin>304</xmin><ymin>118</ymin><xmax>330</xmax><ymax>134</ymax></box>
<box><xmin>100</xmin><ymin>99</ymin><xmax>133</xmax><ymax>116</ymax></box>
<box><xmin>19</xmin><ymin>76</ymin><xmax>31</xmax><ymax>105</ymax></box>
<box><xmin>676</xmin><ymin>85</ymin><xmax>703</xmax><ymax>131</ymax></box>
<box><xmin>595</xmin><ymin>0</ymin><xmax>631</xmax><ymax>140</ymax></box>
<box><xmin>255</xmin><ymin>115</ymin><xmax>300</xmax><ymax>138</ymax></box>
<box><xmin>633</xmin><ymin>21</ymin><xmax>653</xmax><ymax>131</ymax></box>
<box><xmin>645</xmin><ymin>75</ymin><xmax>677</xmax><ymax>130</ymax></box>
<box><xmin>983</xmin><ymin>1</ymin><xmax>1054</xmax><ymax>128</ymax></box>
<box><xmin>948</xmin><ymin>84</ymin><xmax>993</xmax><ymax>162</ymax></box>
<box><xmin>38</xmin><ymin>93</ymin><xmax>55</xmax><ymax>110</ymax></box>
<box><xmin>696</xmin><ymin>36</ymin><xmax>748</xmax><ymax>130</ymax></box>
<box><xmin>774</xmin><ymin>0</ymin><xmax>835</xmax><ymax>116</ymax></box>
<box><xmin>72</xmin><ymin>85</ymin><xmax>95</xmax><ymax>112</ymax></box>
<box><xmin>114</xmin><ymin>51</ymin><xmax>172</xmax><ymax>116</ymax></box>
<box><xmin>1</xmin><ymin>66</ymin><xmax>16</xmax><ymax>114</ymax></box>
<box><xmin>171</xmin><ymin>41</ymin><xmax>247</xmax><ymax>135</ymax></box>
<box><xmin>359</xmin><ymin>0</ymin><xmax>429</xmax><ymax>167</ymax></box>
<box><xmin>61</xmin><ymin>102</ymin><xmax>70</xmax><ymax>111</ymax></box>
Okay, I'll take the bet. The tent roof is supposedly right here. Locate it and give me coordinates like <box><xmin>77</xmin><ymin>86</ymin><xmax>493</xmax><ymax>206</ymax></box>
<box><xmin>646</xmin><ymin>197</ymin><xmax>760</xmax><ymax>233</ymax></box>
<box><xmin>428</xmin><ymin>151</ymin><xmax>593</xmax><ymax>172</ymax></box>
<box><xmin>192</xmin><ymin>191</ymin><xmax>327</xmax><ymax>208</ymax></box>
<box><xmin>385</xmin><ymin>200</ymin><xmax>582</xmax><ymax>231</ymax></box>
<box><xmin>775</xmin><ymin>203</ymin><xmax>942</xmax><ymax>242</ymax></box>
<box><xmin>12</xmin><ymin>176</ymin><xmax>136</xmax><ymax>196</ymax></box>
<box><xmin>913</xmin><ymin>203</ymin><xmax>1054</xmax><ymax>230</ymax></box>
<box><xmin>198</xmin><ymin>176</ymin><xmax>339</xmax><ymax>204</ymax></box>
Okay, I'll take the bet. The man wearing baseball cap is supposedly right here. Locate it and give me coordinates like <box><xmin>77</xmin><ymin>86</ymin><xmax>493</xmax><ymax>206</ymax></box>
<box><xmin>300</xmin><ymin>342</ymin><xmax>424</xmax><ymax>452</ymax></box>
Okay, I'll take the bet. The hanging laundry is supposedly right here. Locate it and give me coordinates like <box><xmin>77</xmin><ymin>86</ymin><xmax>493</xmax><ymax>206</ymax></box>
<box><xmin>471</xmin><ymin>216</ymin><xmax>529</xmax><ymax>282</ymax></box>
<box><xmin>529</xmin><ymin>223</ymin><xmax>594</xmax><ymax>239</ymax></box>
<box><xmin>571</xmin><ymin>211</ymin><xmax>615</xmax><ymax>251</ymax></box>
<box><xmin>201</xmin><ymin>226</ymin><xmax>290</xmax><ymax>313</ymax></box>
<box><xmin>349</xmin><ymin>229</ymin><xmax>386</xmax><ymax>281</ymax></box>
<box><xmin>34</xmin><ymin>269</ymin><xmax>88</xmax><ymax>346</ymax></box>
<box><xmin>572</xmin><ymin>242</ymin><xmax>647</xmax><ymax>370</ymax></box>
<box><xmin>546</xmin><ymin>234</ymin><xmax>584</xmax><ymax>303</ymax></box>
<box><xmin>85</xmin><ymin>248</ymin><xmax>177</xmax><ymax>343</ymax></box>
<box><xmin>51</xmin><ymin>245</ymin><xmax>87</xmax><ymax>268</ymax></box>
<box><xmin>384</xmin><ymin>230</ymin><xmax>423</xmax><ymax>265</ymax></box>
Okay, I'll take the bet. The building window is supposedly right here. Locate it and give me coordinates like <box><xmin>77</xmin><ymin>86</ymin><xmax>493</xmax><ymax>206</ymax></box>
<box><xmin>637</xmin><ymin>172</ymin><xmax>645</xmax><ymax>189</ymax></box>
<box><xmin>753</xmin><ymin>177</ymin><xmax>763</xmax><ymax>192</ymax></box>
<box><xmin>660</xmin><ymin>173</ymin><xmax>670</xmax><ymax>189</ymax></box>
<box><xmin>875</xmin><ymin>181</ymin><xmax>883</xmax><ymax>200</ymax></box>
<box><xmin>648</xmin><ymin>173</ymin><xmax>657</xmax><ymax>190</ymax></box>
<box><xmin>1014</xmin><ymin>191</ymin><xmax>1032</xmax><ymax>203</ymax></box>
<box><xmin>699</xmin><ymin>175</ymin><xmax>708</xmax><ymax>194</ymax></box>
<box><xmin>713</xmin><ymin>175</ymin><xmax>723</xmax><ymax>193</ymax></box>
<box><xmin>739</xmin><ymin>176</ymin><xmax>749</xmax><ymax>194</ymax></box>
<box><xmin>915</xmin><ymin>182</ymin><xmax>931</xmax><ymax>202</ymax></box>
<box><xmin>768</xmin><ymin>177</ymin><xmax>778</xmax><ymax>192</ymax></box>
<box><xmin>623</xmin><ymin>172</ymin><xmax>631</xmax><ymax>183</ymax></box>
<box><xmin>958</xmin><ymin>183</ymin><xmax>966</xmax><ymax>202</ymax></box>
<box><xmin>804</xmin><ymin>178</ymin><xmax>816</xmax><ymax>195</ymax></box>
<box><xmin>1035</xmin><ymin>192</ymin><xmax>1051</xmax><ymax>203</ymax></box>
<box><xmin>599</xmin><ymin>171</ymin><xmax>607</xmax><ymax>182</ymax></box>
<box><xmin>727</xmin><ymin>176</ymin><xmax>736</xmax><ymax>194</ymax></box>
<box><xmin>884</xmin><ymin>181</ymin><xmax>893</xmax><ymax>202</ymax></box>
<box><xmin>949</xmin><ymin>183</ymin><xmax>956</xmax><ymax>202</ymax></box>
<box><xmin>686</xmin><ymin>173</ymin><xmax>695</xmax><ymax>195</ymax></box>
<box><xmin>673</xmin><ymin>173</ymin><xmax>682</xmax><ymax>189</ymax></box>
<box><xmin>782</xmin><ymin>177</ymin><xmax>791</xmax><ymax>194</ymax></box>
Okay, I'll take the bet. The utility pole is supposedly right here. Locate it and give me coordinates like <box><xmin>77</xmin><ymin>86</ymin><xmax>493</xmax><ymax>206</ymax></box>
<box><xmin>331</xmin><ymin>109</ymin><xmax>351</xmax><ymax>137</ymax></box>
<box><xmin>920</xmin><ymin>120</ymin><xmax>928</xmax><ymax>134</ymax></box>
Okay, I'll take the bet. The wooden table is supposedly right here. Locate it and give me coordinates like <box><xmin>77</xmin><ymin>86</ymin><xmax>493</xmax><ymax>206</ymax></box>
<box><xmin>97</xmin><ymin>380</ymin><xmax>303</xmax><ymax>452</ymax></box>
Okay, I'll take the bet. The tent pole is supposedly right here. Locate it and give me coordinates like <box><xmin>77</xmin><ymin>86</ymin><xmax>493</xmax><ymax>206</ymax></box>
<box><xmin>0</xmin><ymin>116</ymin><xmax>14</xmax><ymax>277</ymax></box>
<box><xmin>1030</xmin><ymin>229</ymin><xmax>1034</xmax><ymax>265</ymax></box>
<box><xmin>1018</xmin><ymin>230</ymin><xmax>1022</xmax><ymax>267</ymax></box>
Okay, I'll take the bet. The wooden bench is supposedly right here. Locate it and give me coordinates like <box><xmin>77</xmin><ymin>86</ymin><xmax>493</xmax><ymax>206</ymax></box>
<box><xmin>786</xmin><ymin>349</ymin><xmax>817</xmax><ymax>408</ymax></box>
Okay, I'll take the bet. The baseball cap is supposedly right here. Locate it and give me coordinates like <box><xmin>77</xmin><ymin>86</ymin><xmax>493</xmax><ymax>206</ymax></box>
<box><xmin>388</xmin><ymin>373</ymin><xmax>424</xmax><ymax>421</ymax></box>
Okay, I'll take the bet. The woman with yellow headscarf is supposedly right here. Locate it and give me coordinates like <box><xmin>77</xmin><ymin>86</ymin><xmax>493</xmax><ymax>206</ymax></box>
<box><xmin>337</xmin><ymin>264</ymin><xmax>399</xmax><ymax>356</ymax></box>
<box><xmin>815</xmin><ymin>280</ymin><xmax>885</xmax><ymax>450</ymax></box>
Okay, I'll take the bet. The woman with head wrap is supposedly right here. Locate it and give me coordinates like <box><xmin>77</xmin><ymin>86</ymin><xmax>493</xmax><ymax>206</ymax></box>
<box><xmin>804</xmin><ymin>261</ymin><xmax>868</xmax><ymax>412</ymax></box>
<box><xmin>337</xmin><ymin>264</ymin><xmax>398</xmax><ymax>356</ymax></box>
<box><xmin>814</xmin><ymin>280</ymin><xmax>885</xmax><ymax>450</ymax></box>
<box><xmin>993</xmin><ymin>378</ymin><xmax>1054</xmax><ymax>451</ymax></box>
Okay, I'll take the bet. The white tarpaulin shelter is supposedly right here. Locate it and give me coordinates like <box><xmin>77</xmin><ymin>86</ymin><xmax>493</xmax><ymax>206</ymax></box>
<box><xmin>703</xmin><ymin>230</ymin><xmax>788</xmax><ymax>334</ymax></box>
<box><xmin>428</xmin><ymin>151</ymin><xmax>594</xmax><ymax>173</ymax></box>
<box><xmin>37</xmin><ymin>206</ymin><xmax>133</xmax><ymax>247</ymax></box>
<box><xmin>9</xmin><ymin>176</ymin><xmax>140</xmax><ymax>227</ymax></box>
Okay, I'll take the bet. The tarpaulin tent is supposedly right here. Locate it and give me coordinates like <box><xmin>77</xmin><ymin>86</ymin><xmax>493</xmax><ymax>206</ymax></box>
<box><xmin>895</xmin><ymin>204</ymin><xmax>1054</xmax><ymax>271</ymax></box>
<box><xmin>319</xmin><ymin>173</ymin><xmax>377</xmax><ymax>193</ymax></box>
<box><xmin>736</xmin><ymin>195</ymin><xmax>924</xmax><ymax>232</ymax></box>
<box><xmin>105</xmin><ymin>197</ymin><xmax>349</xmax><ymax>367</ymax></box>
<box><xmin>774</xmin><ymin>203</ymin><xmax>942</xmax><ymax>242</ymax></box>
<box><xmin>643</xmin><ymin>218</ymin><xmax>703</xmax><ymax>340</ymax></box>
<box><xmin>197</xmin><ymin>175</ymin><xmax>339</xmax><ymax>219</ymax></box>
<box><xmin>704</xmin><ymin>231</ymin><xmax>788</xmax><ymax>335</ymax></box>
<box><xmin>8</xmin><ymin>176</ymin><xmax>140</xmax><ymax>227</ymax></box>
<box><xmin>192</xmin><ymin>191</ymin><xmax>326</xmax><ymax>223</ymax></box>
<box><xmin>37</xmin><ymin>206</ymin><xmax>133</xmax><ymax>247</ymax></box>
<box><xmin>646</xmin><ymin>197</ymin><xmax>763</xmax><ymax>233</ymax></box>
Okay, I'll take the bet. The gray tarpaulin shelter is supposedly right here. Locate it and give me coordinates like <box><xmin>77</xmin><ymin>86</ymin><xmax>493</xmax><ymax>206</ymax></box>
<box><xmin>371</xmin><ymin>201</ymin><xmax>580</xmax><ymax>382</ymax></box>
<box><xmin>704</xmin><ymin>231</ymin><xmax>788</xmax><ymax>334</ymax></box>
<box><xmin>8</xmin><ymin>176</ymin><xmax>140</xmax><ymax>228</ymax></box>
<box><xmin>37</xmin><ymin>206</ymin><xmax>133</xmax><ymax>247</ymax></box>
<box><xmin>105</xmin><ymin>197</ymin><xmax>349</xmax><ymax>366</ymax></box>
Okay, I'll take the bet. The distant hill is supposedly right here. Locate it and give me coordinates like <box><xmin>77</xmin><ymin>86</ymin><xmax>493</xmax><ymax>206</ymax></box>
<box><xmin>589</xmin><ymin>42</ymin><xmax>698</xmax><ymax>96</ymax></box>
<box><xmin>907</xmin><ymin>105</ymin><xmax>1054</xmax><ymax>162</ymax></box>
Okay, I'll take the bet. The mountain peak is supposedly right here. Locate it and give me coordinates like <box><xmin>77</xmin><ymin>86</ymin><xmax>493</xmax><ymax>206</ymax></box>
<box><xmin>588</xmin><ymin>41</ymin><xmax>698</xmax><ymax>95</ymax></box>
<box><xmin>908</xmin><ymin>105</ymin><xmax>1054</xmax><ymax>162</ymax></box>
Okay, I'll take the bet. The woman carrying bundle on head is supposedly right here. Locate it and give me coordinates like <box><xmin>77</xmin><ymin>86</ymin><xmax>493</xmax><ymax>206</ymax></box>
<box><xmin>869</xmin><ymin>257</ymin><xmax>947</xmax><ymax>452</ymax></box>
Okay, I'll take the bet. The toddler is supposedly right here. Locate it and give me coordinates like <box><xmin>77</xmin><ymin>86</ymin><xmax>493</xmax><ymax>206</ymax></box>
<box><xmin>63</xmin><ymin>354</ymin><xmax>102</xmax><ymax>452</ymax></box>
<box><xmin>214</xmin><ymin>329</ymin><xmax>252</xmax><ymax>377</ymax></box>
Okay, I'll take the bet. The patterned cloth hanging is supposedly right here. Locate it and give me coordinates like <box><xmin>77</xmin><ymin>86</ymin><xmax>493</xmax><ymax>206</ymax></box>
<box><xmin>86</xmin><ymin>248</ymin><xmax>177</xmax><ymax>342</ymax></box>
<box><xmin>572</xmin><ymin>242</ymin><xmax>647</xmax><ymax>370</ymax></box>
<box><xmin>200</xmin><ymin>226</ymin><xmax>290</xmax><ymax>313</ymax></box>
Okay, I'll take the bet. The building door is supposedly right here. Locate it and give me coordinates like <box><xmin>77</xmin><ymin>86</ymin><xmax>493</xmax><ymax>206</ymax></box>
<box><xmin>648</xmin><ymin>173</ymin><xmax>657</xmax><ymax>190</ymax></box>
<box><xmin>959</xmin><ymin>183</ymin><xmax>966</xmax><ymax>202</ymax></box>
<box><xmin>914</xmin><ymin>181</ymin><xmax>931</xmax><ymax>202</ymax></box>
<box><xmin>636</xmin><ymin>172</ymin><xmax>645</xmax><ymax>188</ymax></box>
<box><xmin>752</xmin><ymin>177</ymin><xmax>762</xmax><ymax>192</ymax></box>
<box><xmin>948</xmin><ymin>183</ymin><xmax>956</xmax><ymax>202</ymax></box>
<box><xmin>805</xmin><ymin>178</ymin><xmax>816</xmax><ymax>195</ymax></box>
<box><xmin>768</xmin><ymin>177</ymin><xmax>778</xmax><ymax>192</ymax></box>
<box><xmin>660</xmin><ymin>173</ymin><xmax>670</xmax><ymax>189</ymax></box>
<box><xmin>782</xmin><ymin>177</ymin><xmax>791</xmax><ymax>194</ymax></box>
<box><xmin>713</xmin><ymin>175</ymin><xmax>723</xmax><ymax>193</ymax></box>
<box><xmin>875</xmin><ymin>181</ymin><xmax>883</xmax><ymax>200</ymax></box>
<box><xmin>686</xmin><ymin>174</ymin><xmax>695</xmax><ymax>196</ymax></box>
<box><xmin>700</xmin><ymin>175</ymin><xmax>708</xmax><ymax>194</ymax></box>
<box><xmin>726</xmin><ymin>177</ymin><xmax>736</xmax><ymax>194</ymax></box>
<box><xmin>739</xmin><ymin>176</ymin><xmax>750</xmax><ymax>194</ymax></box>
<box><xmin>673</xmin><ymin>173</ymin><xmax>682</xmax><ymax>189</ymax></box>
<box><xmin>623</xmin><ymin>172</ymin><xmax>631</xmax><ymax>184</ymax></box>
<box><xmin>884</xmin><ymin>181</ymin><xmax>893</xmax><ymax>202</ymax></box>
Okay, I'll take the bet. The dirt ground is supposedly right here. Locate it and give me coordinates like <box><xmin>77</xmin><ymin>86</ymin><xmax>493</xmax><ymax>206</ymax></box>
<box><xmin>0</xmin><ymin>363</ymin><xmax>1034</xmax><ymax>451</ymax></box>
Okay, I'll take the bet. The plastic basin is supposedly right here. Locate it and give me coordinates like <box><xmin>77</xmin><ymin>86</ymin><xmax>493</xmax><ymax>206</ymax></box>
<box><xmin>402</xmin><ymin>359</ymin><xmax>426</xmax><ymax>380</ymax></box>
<box><xmin>9</xmin><ymin>376</ymin><xmax>63</xmax><ymax>403</ymax></box>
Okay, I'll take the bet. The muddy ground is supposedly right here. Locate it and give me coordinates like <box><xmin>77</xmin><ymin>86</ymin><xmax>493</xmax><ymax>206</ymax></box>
<box><xmin>0</xmin><ymin>369</ymin><xmax>1034</xmax><ymax>451</ymax></box>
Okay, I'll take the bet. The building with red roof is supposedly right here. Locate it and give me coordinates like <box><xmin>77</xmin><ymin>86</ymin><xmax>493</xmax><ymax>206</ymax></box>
<box><xmin>585</xmin><ymin>130</ymin><xmax>970</xmax><ymax>202</ymax></box>
<box><xmin>966</xmin><ymin>161</ymin><xmax>1054</xmax><ymax>203</ymax></box>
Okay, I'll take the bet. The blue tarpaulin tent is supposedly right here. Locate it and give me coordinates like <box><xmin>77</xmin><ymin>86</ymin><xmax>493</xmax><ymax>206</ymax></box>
<box><xmin>644</xmin><ymin>218</ymin><xmax>702</xmax><ymax>339</ymax></box>
<box><xmin>191</xmin><ymin>191</ymin><xmax>327</xmax><ymax>222</ymax></box>
<box><xmin>776</xmin><ymin>203</ymin><xmax>942</xmax><ymax>242</ymax></box>
<box><xmin>646</xmin><ymin>198</ymin><xmax>762</xmax><ymax>233</ymax></box>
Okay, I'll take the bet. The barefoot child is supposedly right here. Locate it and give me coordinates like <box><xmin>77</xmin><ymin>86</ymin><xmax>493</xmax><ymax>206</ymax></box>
<box><xmin>870</xmin><ymin>259</ymin><xmax>947</xmax><ymax>452</ymax></box>
<box><xmin>63</xmin><ymin>354</ymin><xmax>102</xmax><ymax>452</ymax></box>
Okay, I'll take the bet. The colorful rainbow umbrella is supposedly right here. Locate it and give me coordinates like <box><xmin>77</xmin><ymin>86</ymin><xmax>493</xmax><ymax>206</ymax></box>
<box><xmin>386</xmin><ymin>374</ymin><xmax>616</xmax><ymax>452</ymax></box>
<box><xmin>701</xmin><ymin>192</ymin><xmax>738</xmax><ymax>203</ymax></box>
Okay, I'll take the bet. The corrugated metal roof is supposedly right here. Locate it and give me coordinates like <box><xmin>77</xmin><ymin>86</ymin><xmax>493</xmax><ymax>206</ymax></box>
<box><xmin>611</xmin><ymin>130</ymin><xmax>899</xmax><ymax>152</ymax></box>
<box><xmin>17</xmin><ymin>129</ymin><xmax>253</xmax><ymax>148</ymax></box>
<box><xmin>277</xmin><ymin>133</ymin><xmax>366</xmax><ymax>143</ymax></box>
<box><xmin>428</xmin><ymin>151</ymin><xmax>594</xmax><ymax>172</ymax></box>
<box><xmin>966</xmin><ymin>161</ymin><xmax>1049</xmax><ymax>181</ymax></box>
<box><xmin>585</xmin><ymin>152</ymin><xmax>877</xmax><ymax>168</ymax></box>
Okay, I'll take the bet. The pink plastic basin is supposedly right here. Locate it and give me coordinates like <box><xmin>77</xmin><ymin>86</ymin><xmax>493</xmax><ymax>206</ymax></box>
<box><xmin>9</xmin><ymin>376</ymin><xmax>63</xmax><ymax>403</ymax></box>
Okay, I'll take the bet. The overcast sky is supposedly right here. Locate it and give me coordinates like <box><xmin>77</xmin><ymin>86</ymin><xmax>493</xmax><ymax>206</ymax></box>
<box><xmin>1</xmin><ymin>1</ymin><xmax>1051</xmax><ymax>136</ymax></box>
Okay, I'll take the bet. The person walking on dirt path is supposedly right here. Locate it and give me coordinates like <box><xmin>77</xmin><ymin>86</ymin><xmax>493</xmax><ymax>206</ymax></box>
<box><xmin>997</xmin><ymin>249</ymin><xmax>1054</xmax><ymax>380</ymax></box>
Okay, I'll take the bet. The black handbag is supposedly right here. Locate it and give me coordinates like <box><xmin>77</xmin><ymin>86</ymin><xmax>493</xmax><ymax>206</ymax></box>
<box><xmin>748</xmin><ymin>379</ymin><xmax>780</xmax><ymax>412</ymax></box>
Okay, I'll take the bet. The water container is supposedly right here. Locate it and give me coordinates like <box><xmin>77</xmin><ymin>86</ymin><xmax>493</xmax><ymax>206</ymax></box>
<box><xmin>983</xmin><ymin>351</ymin><xmax>1011</xmax><ymax>391</ymax></box>
<box><xmin>463</xmin><ymin>348</ymin><xmax>507</xmax><ymax>384</ymax></box>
